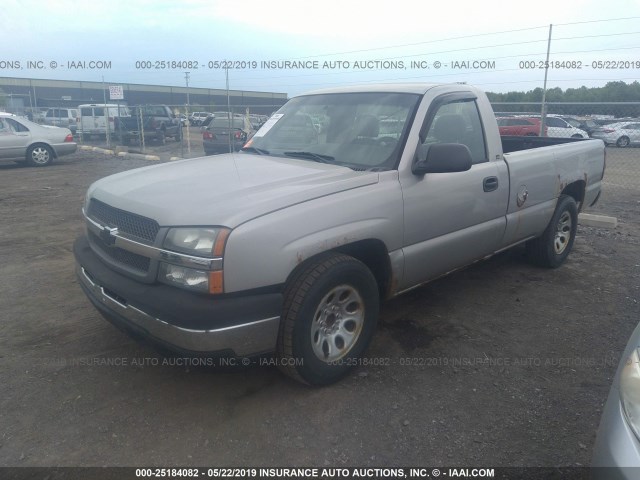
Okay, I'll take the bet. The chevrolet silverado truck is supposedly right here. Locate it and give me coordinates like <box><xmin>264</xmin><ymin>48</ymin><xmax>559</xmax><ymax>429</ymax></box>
<box><xmin>74</xmin><ymin>83</ymin><xmax>605</xmax><ymax>385</ymax></box>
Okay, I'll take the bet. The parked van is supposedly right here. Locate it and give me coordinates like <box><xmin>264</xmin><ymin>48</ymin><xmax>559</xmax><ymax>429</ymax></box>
<box><xmin>78</xmin><ymin>104</ymin><xmax>130</xmax><ymax>137</ymax></box>
<box><xmin>43</xmin><ymin>108</ymin><xmax>79</xmax><ymax>134</ymax></box>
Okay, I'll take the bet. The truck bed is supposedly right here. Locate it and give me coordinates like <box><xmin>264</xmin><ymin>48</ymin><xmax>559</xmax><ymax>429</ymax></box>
<box><xmin>499</xmin><ymin>136</ymin><xmax>605</xmax><ymax>248</ymax></box>
<box><xmin>501</xmin><ymin>135</ymin><xmax>587</xmax><ymax>154</ymax></box>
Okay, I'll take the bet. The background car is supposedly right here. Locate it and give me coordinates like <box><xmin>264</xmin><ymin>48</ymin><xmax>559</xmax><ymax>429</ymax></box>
<box><xmin>521</xmin><ymin>115</ymin><xmax>588</xmax><ymax>138</ymax></box>
<box><xmin>539</xmin><ymin>115</ymin><xmax>589</xmax><ymax>138</ymax></box>
<box><xmin>592</xmin><ymin>320</ymin><xmax>640</xmax><ymax>478</ymax></box>
<box><xmin>0</xmin><ymin>112</ymin><xmax>77</xmax><ymax>166</ymax></box>
<box><xmin>591</xmin><ymin>122</ymin><xmax>640</xmax><ymax>148</ymax></box>
<box><xmin>496</xmin><ymin>117</ymin><xmax>546</xmax><ymax>136</ymax></box>
<box><xmin>78</xmin><ymin>104</ymin><xmax>130</xmax><ymax>138</ymax></box>
<box><xmin>202</xmin><ymin>115</ymin><xmax>253</xmax><ymax>155</ymax></box>
<box><xmin>189</xmin><ymin>112</ymin><xmax>212</xmax><ymax>126</ymax></box>
<box><xmin>43</xmin><ymin>107</ymin><xmax>79</xmax><ymax>134</ymax></box>
<box><xmin>199</xmin><ymin>114</ymin><xmax>216</xmax><ymax>130</ymax></box>
<box><xmin>558</xmin><ymin>116</ymin><xmax>600</xmax><ymax>137</ymax></box>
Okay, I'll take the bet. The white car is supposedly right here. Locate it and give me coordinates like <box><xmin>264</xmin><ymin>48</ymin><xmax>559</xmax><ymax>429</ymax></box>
<box><xmin>525</xmin><ymin>115</ymin><xmax>589</xmax><ymax>138</ymax></box>
<box><xmin>591</xmin><ymin>121</ymin><xmax>640</xmax><ymax>148</ymax></box>
<box><xmin>543</xmin><ymin>116</ymin><xmax>589</xmax><ymax>138</ymax></box>
<box><xmin>0</xmin><ymin>112</ymin><xmax>77</xmax><ymax>167</ymax></box>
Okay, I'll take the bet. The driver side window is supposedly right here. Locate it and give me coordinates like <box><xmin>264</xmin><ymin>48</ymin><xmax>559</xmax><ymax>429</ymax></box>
<box><xmin>422</xmin><ymin>100</ymin><xmax>487</xmax><ymax>164</ymax></box>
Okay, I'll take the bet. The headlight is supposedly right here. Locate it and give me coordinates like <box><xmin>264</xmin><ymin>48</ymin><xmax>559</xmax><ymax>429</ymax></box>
<box><xmin>163</xmin><ymin>227</ymin><xmax>230</xmax><ymax>258</ymax></box>
<box><xmin>159</xmin><ymin>227</ymin><xmax>230</xmax><ymax>294</ymax></box>
<box><xmin>620</xmin><ymin>348</ymin><xmax>640</xmax><ymax>440</ymax></box>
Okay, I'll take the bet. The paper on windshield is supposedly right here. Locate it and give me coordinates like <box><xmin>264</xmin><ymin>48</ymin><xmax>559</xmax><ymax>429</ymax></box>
<box><xmin>252</xmin><ymin>114</ymin><xmax>284</xmax><ymax>137</ymax></box>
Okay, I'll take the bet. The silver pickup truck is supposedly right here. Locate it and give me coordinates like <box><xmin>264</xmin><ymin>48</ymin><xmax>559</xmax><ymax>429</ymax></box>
<box><xmin>73</xmin><ymin>83</ymin><xmax>605</xmax><ymax>385</ymax></box>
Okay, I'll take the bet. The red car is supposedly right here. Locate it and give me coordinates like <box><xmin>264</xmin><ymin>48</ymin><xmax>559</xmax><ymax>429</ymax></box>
<box><xmin>496</xmin><ymin>117</ymin><xmax>547</xmax><ymax>136</ymax></box>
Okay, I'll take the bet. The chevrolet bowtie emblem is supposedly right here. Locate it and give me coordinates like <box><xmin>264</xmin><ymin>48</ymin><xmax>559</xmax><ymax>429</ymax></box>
<box><xmin>99</xmin><ymin>226</ymin><xmax>118</xmax><ymax>246</ymax></box>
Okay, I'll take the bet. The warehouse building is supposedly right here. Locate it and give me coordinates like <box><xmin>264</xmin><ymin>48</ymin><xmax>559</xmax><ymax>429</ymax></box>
<box><xmin>0</xmin><ymin>77</ymin><xmax>288</xmax><ymax>116</ymax></box>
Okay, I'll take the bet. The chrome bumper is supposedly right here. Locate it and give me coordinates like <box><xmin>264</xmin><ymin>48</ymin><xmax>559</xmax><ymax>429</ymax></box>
<box><xmin>77</xmin><ymin>265</ymin><xmax>280</xmax><ymax>357</ymax></box>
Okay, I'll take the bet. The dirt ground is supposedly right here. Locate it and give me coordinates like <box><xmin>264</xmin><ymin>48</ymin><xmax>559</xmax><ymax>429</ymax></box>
<box><xmin>0</xmin><ymin>146</ymin><xmax>639</xmax><ymax>471</ymax></box>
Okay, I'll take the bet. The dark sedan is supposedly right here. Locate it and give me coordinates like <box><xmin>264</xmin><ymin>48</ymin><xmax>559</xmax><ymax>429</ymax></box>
<box><xmin>202</xmin><ymin>116</ymin><xmax>254</xmax><ymax>155</ymax></box>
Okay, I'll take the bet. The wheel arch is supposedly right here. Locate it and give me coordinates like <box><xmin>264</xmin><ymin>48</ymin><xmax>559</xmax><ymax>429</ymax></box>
<box><xmin>560</xmin><ymin>181</ymin><xmax>585</xmax><ymax>211</ymax></box>
<box><xmin>284</xmin><ymin>238</ymin><xmax>393</xmax><ymax>301</ymax></box>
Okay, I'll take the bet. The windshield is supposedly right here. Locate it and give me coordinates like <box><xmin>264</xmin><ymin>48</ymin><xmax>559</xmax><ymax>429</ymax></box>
<box><xmin>246</xmin><ymin>92</ymin><xmax>420</xmax><ymax>170</ymax></box>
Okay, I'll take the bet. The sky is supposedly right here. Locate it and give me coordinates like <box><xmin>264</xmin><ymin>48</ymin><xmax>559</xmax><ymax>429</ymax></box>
<box><xmin>1</xmin><ymin>0</ymin><xmax>639</xmax><ymax>97</ymax></box>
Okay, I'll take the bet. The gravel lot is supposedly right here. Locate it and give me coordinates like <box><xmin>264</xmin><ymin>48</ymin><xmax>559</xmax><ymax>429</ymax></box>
<box><xmin>0</xmin><ymin>147</ymin><xmax>638</xmax><ymax>471</ymax></box>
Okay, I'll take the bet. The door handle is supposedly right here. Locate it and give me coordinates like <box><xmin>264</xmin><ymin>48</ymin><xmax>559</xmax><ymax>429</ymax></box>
<box><xmin>483</xmin><ymin>176</ymin><xmax>499</xmax><ymax>192</ymax></box>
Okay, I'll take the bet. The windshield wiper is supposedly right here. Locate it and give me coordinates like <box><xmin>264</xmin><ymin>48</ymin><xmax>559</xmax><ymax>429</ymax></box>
<box><xmin>241</xmin><ymin>146</ymin><xmax>270</xmax><ymax>155</ymax></box>
<box><xmin>283</xmin><ymin>151</ymin><xmax>335</xmax><ymax>164</ymax></box>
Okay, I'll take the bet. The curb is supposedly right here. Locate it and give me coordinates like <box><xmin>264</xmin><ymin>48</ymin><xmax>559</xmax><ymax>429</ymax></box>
<box><xmin>120</xmin><ymin>152</ymin><xmax>161</xmax><ymax>161</ymax></box>
<box><xmin>578</xmin><ymin>213</ymin><xmax>617</xmax><ymax>229</ymax></box>
<box><xmin>79</xmin><ymin>145</ymin><xmax>160</xmax><ymax>161</ymax></box>
<box><xmin>79</xmin><ymin>145</ymin><xmax>113</xmax><ymax>155</ymax></box>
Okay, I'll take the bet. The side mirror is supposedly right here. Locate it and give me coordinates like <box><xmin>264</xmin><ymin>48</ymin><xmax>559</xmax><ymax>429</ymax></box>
<box><xmin>412</xmin><ymin>143</ymin><xmax>473</xmax><ymax>175</ymax></box>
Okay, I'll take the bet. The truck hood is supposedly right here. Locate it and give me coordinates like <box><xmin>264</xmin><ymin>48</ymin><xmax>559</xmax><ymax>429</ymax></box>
<box><xmin>88</xmin><ymin>152</ymin><xmax>379</xmax><ymax>227</ymax></box>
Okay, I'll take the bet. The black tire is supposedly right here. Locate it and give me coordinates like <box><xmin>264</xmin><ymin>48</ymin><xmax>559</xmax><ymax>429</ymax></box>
<box><xmin>526</xmin><ymin>194</ymin><xmax>578</xmax><ymax>268</ymax></box>
<box><xmin>277</xmin><ymin>253</ymin><xmax>379</xmax><ymax>385</ymax></box>
<box><xmin>26</xmin><ymin>144</ymin><xmax>54</xmax><ymax>167</ymax></box>
<box><xmin>617</xmin><ymin>136</ymin><xmax>630</xmax><ymax>148</ymax></box>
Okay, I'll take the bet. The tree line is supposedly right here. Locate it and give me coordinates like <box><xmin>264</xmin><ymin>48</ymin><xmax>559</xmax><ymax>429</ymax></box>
<box><xmin>486</xmin><ymin>81</ymin><xmax>640</xmax><ymax>118</ymax></box>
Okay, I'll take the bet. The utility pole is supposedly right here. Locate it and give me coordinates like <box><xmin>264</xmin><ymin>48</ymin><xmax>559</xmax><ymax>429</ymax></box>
<box><xmin>185</xmin><ymin>71</ymin><xmax>191</xmax><ymax>155</ymax></box>
<box><xmin>102</xmin><ymin>75</ymin><xmax>111</xmax><ymax>147</ymax></box>
<box><xmin>226</xmin><ymin>66</ymin><xmax>232</xmax><ymax>153</ymax></box>
<box><xmin>539</xmin><ymin>24</ymin><xmax>553</xmax><ymax>137</ymax></box>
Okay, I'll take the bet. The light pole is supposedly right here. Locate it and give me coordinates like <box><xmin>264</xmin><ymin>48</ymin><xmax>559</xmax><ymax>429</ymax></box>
<box><xmin>185</xmin><ymin>71</ymin><xmax>191</xmax><ymax>155</ymax></box>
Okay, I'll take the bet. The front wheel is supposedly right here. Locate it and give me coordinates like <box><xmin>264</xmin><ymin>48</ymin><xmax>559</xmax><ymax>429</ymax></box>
<box><xmin>526</xmin><ymin>194</ymin><xmax>578</xmax><ymax>268</ymax></box>
<box><xmin>277</xmin><ymin>253</ymin><xmax>379</xmax><ymax>385</ymax></box>
<box><xmin>27</xmin><ymin>144</ymin><xmax>54</xmax><ymax>167</ymax></box>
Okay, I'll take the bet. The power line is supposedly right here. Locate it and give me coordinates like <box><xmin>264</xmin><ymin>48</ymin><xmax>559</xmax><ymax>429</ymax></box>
<box><xmin>555</xmin><ymin>16</ymin><xmax>640</xmax><ymax>27</ymax></box>
<box><xmin>281</xmin><ymin>16</ymin><xmax>640</xmax><ymax>62</ymax></box>
<box><xmin>285</xmin><ymin>25</ymin><xmax>548</xmax><ymax>60</ymax></box>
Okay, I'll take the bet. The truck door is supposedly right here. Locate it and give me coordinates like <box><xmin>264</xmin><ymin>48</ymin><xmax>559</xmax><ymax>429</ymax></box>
<box><xmin>399</xmin><ymin>93</ymin><xmax>509</xmax><ymax>289</ymax></box>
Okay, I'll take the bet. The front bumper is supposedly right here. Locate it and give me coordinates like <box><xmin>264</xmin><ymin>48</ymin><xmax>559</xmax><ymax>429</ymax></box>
<box><xmin>74</xmin><ymin>235</ymin><xmax>282</xmax><ymax>357</ymax></box>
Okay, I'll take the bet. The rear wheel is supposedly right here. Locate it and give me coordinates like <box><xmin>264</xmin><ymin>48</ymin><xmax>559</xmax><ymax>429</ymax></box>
<box><xmin>27</xmin><ymin>144</ymin><xmax>54</xmax><ymax>167</ymax></box>
<box><xmin>526</xmin><ymin>194</ymin><xmax>578</xmax><ymax>268</ymax></box>
<box><xmin>617</xmin><ymin>136</ymin><xmax>630</xmax><ymax>148</ymax></box>
<box><xmin>277</xmin><ymin>253</ymin><xmax>379</xmax><ymax>385</ymax></box>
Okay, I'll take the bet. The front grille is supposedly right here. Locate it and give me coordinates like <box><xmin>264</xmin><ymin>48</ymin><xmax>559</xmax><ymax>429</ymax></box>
<box><xmin>87</xmin><ymin>199</ymin><xmax>159</xmax><ymax>244</ymax></box>
<box><xmin>89</xmin><ymin>231</ymin><xmax>151</xmax><ymax>273</ymax></box>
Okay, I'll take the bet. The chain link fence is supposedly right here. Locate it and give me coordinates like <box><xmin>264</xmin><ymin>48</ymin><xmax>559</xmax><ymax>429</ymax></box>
<box><xmin>0</xmin><ymin>102</ymin><xmax>281</xmax><ymax>158</ymax></box>
<box><xmin>2</xmin><ymin>98</ymin><xmax>638</xmax><ymax>219</ymax></box>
